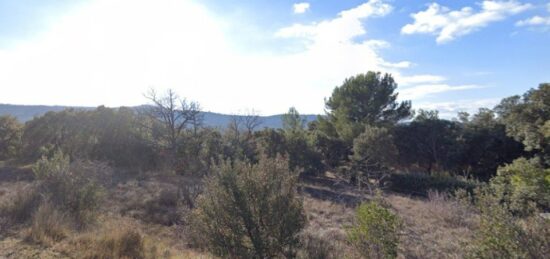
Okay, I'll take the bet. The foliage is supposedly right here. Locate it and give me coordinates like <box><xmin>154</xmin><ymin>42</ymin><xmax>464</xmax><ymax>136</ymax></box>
<box><xmin>22</xmin><ymin>107</ymin><xmax>156</xmax><ymax>170</ymax></box>
<box><xmin>33</xmin><ymin>150</ymin><xmax>103</xmax><ymax>227</ymax></box>
<box><xmin>496</xmin><ymin>83</ymin><xmax>550</xmax><ymax>164</ymax></box>
<box><xmin>490</xmin><ymin>157</ymin><xmax>550</xmax><ymax>214</ymax></box>
<box><xmin>452</xmin><ymin>108</ymin><xmax>525</xmax><ymax>180</ymax></box>
<box><xmin>466</xmin><ymin>186</ymin><xmax>550</xmax><ymax>258</ymax></box>
<box><xmin>0</xmin><ymin>115</ymin><xmax>22</xmax><ymax>160</ymax></box>
<box><xmin>347</xmin><ymin>201</ymin><xmax>402</xmax><ymax>259</ymax></box>
<box><xmin>190</xmin><ymin>156</ymin><xmax>306</xmax><ymax>258</ymax></box>
<box><xmin>393</xmin><ymin>110</ymin><xmax>459</xmax><ymax>174</ymax></box>
<box><xmin>352</xmin><ymin>126</ymin><xmax>397</xmax><ymax>171</ymax></box>
<box><xmin>324</xmin><ymin>71</ymin><xmax>412</xmax><ymax>143</ymax></box>
<box><xmin>388</xmin><ymin>172</ymin><xmax>478</xmax><ymax>196</ymax></box>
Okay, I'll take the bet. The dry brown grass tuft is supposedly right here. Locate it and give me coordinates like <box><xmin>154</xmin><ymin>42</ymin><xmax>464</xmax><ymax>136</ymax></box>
<box><xmin>426</xmin><ymin>190</ymin><xmax>477</xmax><ymax>228</ymax></box>
<box><xmin>0</xmin><ymin>184</ymin><xmax>41</xmax><ymax>225</ymax></box>
<box><xmin>301</xmin><ymin>196</ymin><xmax>358</xmax><ymax>257</ymax></box>
<box><xmin>26</xmin><ymin>202</ymin><xmax>69</xmax><ymax>246</ymax></box>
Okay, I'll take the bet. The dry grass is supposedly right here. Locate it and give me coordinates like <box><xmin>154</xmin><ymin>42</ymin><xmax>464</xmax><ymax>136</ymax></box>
<box><xmin>0</xmin><ymin>184</ymin><xmax>41</xmax><ymax>225</ymax></box>
<box><xmin>387</xmin><ymin>193</ymin><xmax>478</xmax><ymax>258</ymax></box>
<box><xmin>26</xmin><ymin>202</ymin><xmax>69</xmax><ymax>246</ymax></box>
<box><xmin>1</xmin><ymin>163</ymin><xmax>483</xmax><ymax>259</ymax></box>
<box><xmin>301</xmin><ymin>196</ymin><xmax>358</xmax><ymax>258</ymax></box>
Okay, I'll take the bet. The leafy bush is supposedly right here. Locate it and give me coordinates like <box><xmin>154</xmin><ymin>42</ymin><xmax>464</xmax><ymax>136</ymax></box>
<box><xmin>32</xmin><ymin>150</ymin><xmax>103</xmax><ymax>227</ymax></box>
<box><xmin>490</xmin><ymin>157</ymin><xmax>550</xmax><ymax>214</ymax></box>
<box><xmin>0</xmin><ymin>115</ymin><xmax>22</xmax><ymax>160</ymax></box>
<box><xmin>347</xmin><ymin>201</ymin><xmax>402</xmax><ymax>259</ymax></box>
<box><xmin>467</xmin><ymin>186</ymin><xmax>550</xmax><ymax>258</ymax></box>
<box><xmin>190</xmin><ymin>156</ymin><xmax>306</xmax><ymax>258</ymax></box>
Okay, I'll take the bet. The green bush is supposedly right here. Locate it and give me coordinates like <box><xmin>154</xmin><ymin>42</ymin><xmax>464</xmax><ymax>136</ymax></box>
<box><xmin>33</xmin><ymin>150</ymin><xmax>103</xmax><ymax>227</ymax></box>
<box><xmin>347</xmin><ymin>201</ymin><xmax>402</xmax><ymax>259</ymax></box>
<box><xmin>467</xmin><ymin>186</ymin><xmax>550</xmax><ymax>258</ymax></box>
<box><xmin>0</xmin><ymin>115</ymin><xmax>22</xmax><ymax>160</ymax></box>
<box><xmin>190</xmin><ymin>156</ymin><xmax>306</xmax><ymax>258</ymax></box>
<box><xmin>490</xmin><ymin>157</ymin><xmax>550</xmax><ymax>214</ymax></box>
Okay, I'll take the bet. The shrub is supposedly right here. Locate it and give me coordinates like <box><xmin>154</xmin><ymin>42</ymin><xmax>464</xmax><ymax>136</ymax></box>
<box><xmin>467</xmin><ymin>186</ymin><xmax>550</xmax><ymax>258</ymax></box>
<box><xmin>190</xmin><ymin>156</ymin><xmax>306</xmax><ymax>258</ymax></box>
<box><xmin>33</xmin><ymin>150</ymin><xmax>103</xmax><ymax>227</ymax></box>
<box><xmin>490</xmin><ymin>157</ymin><xmax>550</xmax><ymax>214</ymax></box>
<box><xmin>26</xmin><ymin>202</ymin><xmax>68</xmax><ymax>245</ymax></box>
<box><xmin>347</xmin><ymin>201</ymin><xmax>402</xmax><ymax>259</ymax></box>
<box><xmin>0</xmin><ymin>115</ymin><xmax>22</xmax><ymax>160</ymax></box>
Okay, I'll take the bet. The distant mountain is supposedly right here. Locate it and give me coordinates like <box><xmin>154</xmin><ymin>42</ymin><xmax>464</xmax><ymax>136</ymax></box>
<box><xmin>0</xmin><ymin>104</ymin><xmax>319</xmax><ymax>129</ymax></box>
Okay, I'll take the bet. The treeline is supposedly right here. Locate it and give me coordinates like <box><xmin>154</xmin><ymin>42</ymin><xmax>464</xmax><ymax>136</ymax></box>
<box><xmin>0</xmin><ymin>72</ymin><xmax>547</xmax><ymax>183</ymax></box>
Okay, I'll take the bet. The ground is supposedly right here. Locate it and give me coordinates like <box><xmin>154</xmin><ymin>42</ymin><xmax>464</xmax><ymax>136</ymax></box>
<box><xmin>0</xmin><ymin>165</ymin><xmax>477</xmax><ymax>258</ymax></box>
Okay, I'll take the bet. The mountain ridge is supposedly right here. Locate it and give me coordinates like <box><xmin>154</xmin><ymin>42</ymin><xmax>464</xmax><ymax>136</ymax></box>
<box><xmin>0</xmin><ymin>104</ymin><xmax>319</xmax><ymax>129</ymax></box>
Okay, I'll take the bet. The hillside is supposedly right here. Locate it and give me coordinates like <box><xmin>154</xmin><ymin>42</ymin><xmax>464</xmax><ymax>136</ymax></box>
<box><xmin>0</xmin><ymin>104</ymin><xmax>318</xmax><ymax>129</ymax></box>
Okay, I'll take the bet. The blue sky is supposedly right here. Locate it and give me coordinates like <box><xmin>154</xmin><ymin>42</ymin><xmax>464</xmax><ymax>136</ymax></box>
<box><xmin>0</xmin><ymin>0</ymin><xmax>549</xmax><ymax>117</ymax></box>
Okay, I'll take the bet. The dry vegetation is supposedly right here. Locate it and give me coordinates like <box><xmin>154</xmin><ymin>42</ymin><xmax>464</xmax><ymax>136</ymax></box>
<box><xmin>0</xmin><ymin>162</ymin><xmax>490</xmax><ymax>259</ymax></box>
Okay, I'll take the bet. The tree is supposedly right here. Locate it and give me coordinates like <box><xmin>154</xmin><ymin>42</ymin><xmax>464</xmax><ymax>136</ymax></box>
<box><xmin>393</xmin><ymin>110</ymin><xmax>458</xmax><ymax>174</ymax></box>
<box><xmin>324</xmin><ymin>71</ymin><xmax>412</xmax><ymax>143</ymax></box>
<box><xmin>351</xmin><ymin>126</ymin><xmax>397</xmax><ymax>189</ymax></box>
<box><xmin>282</xmin><ymin>107</ymin><xmax>305</xmax><ymax>133</ymax></box>
<box><xmin>0</xmin><ymin>115</ymin><xmax>22</xmax><ymax>160</ymax></box>
<box><xmin>190</xmin><ymin>156</ymin><xmax>306</xmax><ymax>258</ymax></box>
<box><xmin>281</xmin><ymin>107</ymin><xmax>323</xmax><ymax>175</ymax></box>
<box><xmin>490</xmin><ymin>157</ymin><xmax>550</xmax><ymax>214</ymax></box>
<box><xmin>453</xmin><ymin>108</ymin><xmax>524</xmax><ymax>180</ymax></box>
<box><xmin>143</xmin><ymin>89</ymin><xmax>202</xmax><ymax>166</ymax></box>
<box><xmin>495</xmin><ymin>83</ymin><xmax>550</xmax><ymax>164</ymax></box>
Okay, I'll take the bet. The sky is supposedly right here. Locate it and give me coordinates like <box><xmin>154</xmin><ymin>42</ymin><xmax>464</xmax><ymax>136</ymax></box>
<box><xmin>0</xmin><ymin>0</ymin><xmax>548</xmax><ymax>117</ymax></box>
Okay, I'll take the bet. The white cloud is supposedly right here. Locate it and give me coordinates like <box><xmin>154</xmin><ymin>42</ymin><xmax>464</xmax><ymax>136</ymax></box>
<box><xmin>400</xmin><ymin>84</ymin><xmax>483</xmax><ymax>100</ymax></box>
<box><xmin>516</xmin><ymin>15</ymin><xmax>550</xmax><ymax>26</ymax></box>
<box><xmin>0</xmin><ymin>0</ymin><xmax>485</xmax><ymax>115</ymax></box>
<box><xmin>516</xmin><ymin>3</ymin><xmax>550</xmax><ymax>27</ymax></box>
<box><xmin>398</xmin><ymin>74</ymin><xmax>446</xmax><ymax>86</ymax></box>
<box><xmin>402</xmin><ymin>1</ymin><xmax>532</xmax><ymax>43</ymax></box>
<box><xmin>293</xmin><ymin>2</ymin><xmax>310</xmax><ymax>14</ymax></box>
<box><xmin>277</xmin><ymin>0</ymin><xmax>393</xmax><ymax>42</ymax></box>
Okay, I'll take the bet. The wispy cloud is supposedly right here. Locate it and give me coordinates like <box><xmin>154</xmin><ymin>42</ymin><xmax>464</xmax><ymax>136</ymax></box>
<box><xmin>516</xmin><ymin>3</ymin><xmax>550</xmax><ymax>28</ymax></box>
<box><xmin>516</xmin><ymin>16</ymin><xmax>550</xmax><ymax>26</ymax></box>
<box><xmin>402</xmin><ymin>1</ymin><xmax>532</xmax><ymax>43</ymax></box>
<box><xmin>400</xmin><ymin>84</ymin><xmax>483</xmax><ymax>100</ymax></box>
<box><xmin>293</xmin><ymin>2</ymin><xmax>310</xmax><ymax>14</ymax></box>
<box><xmin>398</xmin><ymin>74</ymin><xmax>446</xmax><ymax>86</ymax></box>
